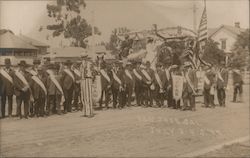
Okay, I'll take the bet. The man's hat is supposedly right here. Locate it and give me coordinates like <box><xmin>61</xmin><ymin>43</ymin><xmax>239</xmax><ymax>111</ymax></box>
<box><xmin>80</xmin><ymin>52</ymin><xmax>88</xmax><ymax>58</ymax></box>
<box><xmin>145</xmin><ymin>61</ymin><xmax>151</xmax><ymax>66</ymax></box>
<box><xmin>4</xmin><ymin>58</ymin><xmax>11</xmax><ymax>66</ymax></box>
<box><xmin>37</xmin><ymin>65</ymin><xmax>43</xmax><ymax>71</ymax></box>
<box><xmin>33</xmin><ymin>59</ymin><xmax>41</xmax><ymax>65</ymax></box>
<box><xmin>65</xmin><ymin>60</ymin><xmax>72</xmax><ymax>66</ymax></box>
<box><xmin>18</xmin><ymin>60</ymin><xmax>27</xmax><ymax>67</ymax></box>
<box><xmin>47</xmin><ymin>64</ymin><xmax>54</xmax><ymax>70</ymax></box>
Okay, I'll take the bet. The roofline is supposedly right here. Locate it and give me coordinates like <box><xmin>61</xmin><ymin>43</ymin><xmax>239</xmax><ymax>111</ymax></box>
<box><xmin>208</xmin><ymin>25</ymin><xmax>245</xmax><ymax>38</ymax></box>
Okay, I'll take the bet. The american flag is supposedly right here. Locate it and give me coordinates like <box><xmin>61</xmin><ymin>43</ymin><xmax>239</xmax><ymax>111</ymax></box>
<box><xmin>198</xmin><ymin>6</ymin><xmax>208</xmax><ymax>42</ymax></box>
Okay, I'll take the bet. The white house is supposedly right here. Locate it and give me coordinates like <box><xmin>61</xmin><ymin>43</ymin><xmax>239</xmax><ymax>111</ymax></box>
<box><xmin>208</xmin><ymin>22</ymin><xmax>246</xmax><ymax>54</ymax></box>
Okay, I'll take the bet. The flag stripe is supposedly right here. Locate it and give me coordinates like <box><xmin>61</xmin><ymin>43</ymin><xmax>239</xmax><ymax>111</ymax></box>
<box><xmin>198</xmin><ymin>6</ymin><xmax>207</xmax><ymax>42</ymax></box>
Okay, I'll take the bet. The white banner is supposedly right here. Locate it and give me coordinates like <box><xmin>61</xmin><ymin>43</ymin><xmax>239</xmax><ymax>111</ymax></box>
<box><xmin>172</xmin><ymin>75</ymin><xmax>184</xmax><ymax>101</ymax></box>
<box><xmin>91</xmin><ymin>75</ymin><xmax>102</xmax><ymax>105</ymax></box>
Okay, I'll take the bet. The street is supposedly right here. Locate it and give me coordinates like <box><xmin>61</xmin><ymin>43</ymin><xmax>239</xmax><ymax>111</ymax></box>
<box><xmin>0</xmin><ymin>85</ymin><xmax>249</xmax><ymax>157</ymax></box>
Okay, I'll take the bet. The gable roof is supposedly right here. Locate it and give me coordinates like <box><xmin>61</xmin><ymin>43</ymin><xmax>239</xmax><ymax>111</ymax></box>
<box><xmin>0</xmin><ymin>32</ymin><xmax>37</xmax><ymax>49</ymax></box>
<box><xmin>19</xmin><ymin>34</ymin><xmax>49</xmax><ymax>47</ymax></box>
<box><xmin>208</xmin><ymin>25</ymin><xmax>246</xmax><ymax>38</ymax></box>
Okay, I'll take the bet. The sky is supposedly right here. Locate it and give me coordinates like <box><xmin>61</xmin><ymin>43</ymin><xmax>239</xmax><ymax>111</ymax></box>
<box><xmin>0</xmin><ymin>0</ymin><xmax>249</xmax><ymax>47</ymax></box>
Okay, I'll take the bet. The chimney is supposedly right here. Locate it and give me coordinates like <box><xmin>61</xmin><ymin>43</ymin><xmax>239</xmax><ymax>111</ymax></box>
<box><xmin>235</xmin><ymin>22</ymin><xmax>240</xmax><ymax>28</ymax></box>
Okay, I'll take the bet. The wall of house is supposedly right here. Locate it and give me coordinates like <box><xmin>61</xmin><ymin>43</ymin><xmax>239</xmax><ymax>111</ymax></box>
<box><xmin>210</xmin><ymin>28</ymin><xmax>237</xmax><ymax>54</ymax></box>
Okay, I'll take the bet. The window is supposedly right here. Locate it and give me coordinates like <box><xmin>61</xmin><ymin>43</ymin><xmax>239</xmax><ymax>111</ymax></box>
<box><xmin>221</xmin><ymin>39</ymin><xmax>227</xmax><ymax>50</ymax></box>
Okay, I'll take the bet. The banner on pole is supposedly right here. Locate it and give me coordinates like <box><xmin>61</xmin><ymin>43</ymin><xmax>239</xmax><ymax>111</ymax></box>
<box><xmin>172</xmin><ymin>75</ymin><xmax>184</xmax><ymax>101</ymax></box>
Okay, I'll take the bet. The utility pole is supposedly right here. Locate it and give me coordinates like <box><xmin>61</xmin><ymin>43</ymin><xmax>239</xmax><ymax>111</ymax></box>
<box><xmin>193</xmin><ymin>0</ymin><xmax>198</xmax><ymax>34</ymax></box>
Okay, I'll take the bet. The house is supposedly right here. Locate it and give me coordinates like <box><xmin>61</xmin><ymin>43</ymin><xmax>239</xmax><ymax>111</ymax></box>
<box><xmin>0</xmin><ymin>31</ymin><xmax>38</xmax><ymax>65</ymax></box>
<box><xmin>19</xmin><ymin>34</ymin><xmax>50</xmax><ymax>57</ymax></box>
<box><xmin>208</xmin><ymin>22</ymin><xmax>246</xmax><ymax>54</ymax></box>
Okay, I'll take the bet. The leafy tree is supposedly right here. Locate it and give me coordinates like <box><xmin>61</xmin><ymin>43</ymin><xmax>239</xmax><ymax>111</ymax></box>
<box><xmin>42</xmin><ymin>0</ymin><xmax>101</xmax><ymax>48</ymax></box>
<box><xmin>229</xmin><ymin>29</ymin><xmax>249</xmax><ymax>69</ymax></box>
<box><xmin>202</xmin><ymin>39</ymin><xmax>225</xmax><ymax>66</ymax></box>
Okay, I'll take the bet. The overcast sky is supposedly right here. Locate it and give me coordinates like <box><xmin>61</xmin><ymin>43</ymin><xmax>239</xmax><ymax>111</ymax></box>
<box><xmin>0</xmin><ymin>0</ymin><xmax>249</xmax><ymax>46</ymax></box>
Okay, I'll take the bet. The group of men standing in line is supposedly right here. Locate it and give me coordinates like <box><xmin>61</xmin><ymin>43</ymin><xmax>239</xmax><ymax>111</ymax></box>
<box><xmin>0</xmin><ymin>54</ymin><xmax>245</xmax><ymax>119</ymax></box>
<box><xmin>0</xmin><ymin>55</ymin><xmax>94</xmax><ymax>119</ymax></box>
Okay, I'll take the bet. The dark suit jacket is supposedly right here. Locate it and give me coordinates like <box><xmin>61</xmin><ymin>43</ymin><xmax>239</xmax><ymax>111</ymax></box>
<box><xmin>124</xmin><ymin>69</ymin><xmax>135</xmax><ymax>89</ymax></box>
<box><xmin>217</xmin><ymin>68</ymin><xmax>229</xmax><ymax>89</ymax></box>
<box><xmin>13</xmin><ymin>70</ymin><xmax>31</xmax><ymax>98</ymax></box>
<box><xmin>183</xmin><ymin>69</ymin><xmax>198</xmax><ymax>93</ymax></box>
<box><xmin>30</xmin><ymin>74</ymin><xmax>47</xmax><ymax>99</ymax></box>
<box><xmin>141</xmin><ymin>68</ymin><xmax>155</xmax><ymax>86</ymax></box>
<box><xmin>46</xmin><ymin>75</ymin><xmax>62</xmax><ymax>96</ymax></box>
<box><xmin>100</xmin><ymin>68</ymin><xmax>112</xmax><ymax>90</ymax></box>
<box><xmin>232</xmin><ymin>70</ymin><xmax>243</xmax><ymax>85</ymax></box>
<box><xmin>154</xmin><ymin>69</ymin><xmax>166</xmax><ymax>91</ymax></box>
<box><xmin>111</xmin><ymin>68</ymin><xmax>125</xmax><ymax>90</ymax></box>
<box><xmin>61</xmin><ymin>69</ymin><xmax>74</xmax><ymax>90</ymax></box>
<box><xmin>204</xmin><ymin>70</ymin><xmax>216</xmax><ymax>89</ymax></box>
<box><xmin>0</xmin><ymin>68</ymin><xmax>14</xmax><ymax>96</ymax></box>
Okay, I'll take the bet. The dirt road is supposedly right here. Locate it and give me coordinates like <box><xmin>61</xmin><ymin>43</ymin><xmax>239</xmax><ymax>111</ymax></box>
<box><xmin>0</xmin><ymin>86</ymin><xmax>249</xmax><ymax>157</ymax></box>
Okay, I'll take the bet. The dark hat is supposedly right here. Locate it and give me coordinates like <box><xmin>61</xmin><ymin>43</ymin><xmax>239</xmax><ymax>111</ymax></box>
<box><xmin>146</xmin><ymin>61</ymin><xmax>151</xmax><ymax>66</ymax></box>
<box><xmin>80</xmin><ymin>52</ymin><xmax>88</xmax><ymax>58</ymax></box>
<box><xmin>156</xmin><ymin>63</ymin><xmax>162</xmax><ymax>68</ymax></box>
<box><xmin>18</xmin><ymin>60</ymin><xmax>27</xmax><ymax>67</ymax></box>
<box><xmin>65</xmin><ymin>60</ymin><xmax>72</xmax><ymax>66</ymax></box>
<box><xmin>4</xmin><ymin>58</ymin><xmax>11</xmax><ymax>66</ymax></box>
<box><xmin>33</xmin><ymin>59</ymin><xmax>41</xmax><ymax>65</ymax></box>
<box><xmin>47</xmin><ymin>64</ymin><xmax>54</xmax><ymax>70</ymax></box>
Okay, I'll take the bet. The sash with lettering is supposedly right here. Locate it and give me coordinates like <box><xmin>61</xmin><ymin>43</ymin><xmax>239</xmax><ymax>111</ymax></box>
<box><xmin>15</xmin><ymin>70</ymin><xmax>34</xmax><ymax>101</ymax></box>
<box><xmin>0</xmin><ymin>69</ymin><xmax>13</xmax><ymax>84</ymax></box>
<box><xmin>111</xmin><ymin>70</ymin><xmax>122</xmax><ymax>85</ymax></box>
<box><xmin>183</xmin><ymin>71</ymin><xmax>197</xmax><ymax>95</ymax></box>
<box><xmin>155</xmin><ymin>71</ymin><xmax>164</xmax><ymax>93</ymax></box>
<box><xmin>141</xmin><ymin>69</ymin><xmax>151</xmax><ymax>81</ymax></box>
<box><xmin>31</xmin><ymin>75</ymin><xmax>47</xmax><ymax>95</ymax></box>
<box><xmin>133</xmin><ymin>69</ymin><xmax>142</xmax><ymax>80</ymax></box>
<box><xmin>100</xmin><ymin>69</ymin><xmax>110</xmax><ymax>82</ymax></box>
<box><xmin>73</xmin><ymin>69</ymin><xmax>81</xmax><ymax>78</ymax></box>
<box><xmin>172</xmin><ymin>73</ymin><xmax>184</xmax><ymax>101</ymax></box>
<box><xmin>217</xmin><ymin>70</ymin><xmax>224</xmax><ymax>82</ymax></box>
<box><xmin>125</xmin><ymin>69</ymin><xmax>133</xmax><ymax>80</ymax></box>
<box><xmin>165</xmin><ymin>68</ymin><xmax>170</xmax><ymax>81</ymax></box>
<box><xmin>64</xmin><ymin>69</ymin><xmax>75</xmax><ymax>82</ymax></box>
<box><xmin>46</xmin><ymin>70</ymin><xmax>65</xmax><ymax>105</ymax></box>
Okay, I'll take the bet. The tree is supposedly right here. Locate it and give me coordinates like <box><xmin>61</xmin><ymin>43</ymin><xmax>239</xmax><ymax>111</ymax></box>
<box><xmin>42</xmin><ymin>0</ymin><xmax>101</xmax><ymax>48</ymax></box>
<box><xmin>202</xmin><ymin>39</ymin><xmax>225</xmax><ymax>66</ymax></box>
<box><xmin>229</xmin><ymin>29</ymin><xmax>249</xmax><ymax>69</ymax></box>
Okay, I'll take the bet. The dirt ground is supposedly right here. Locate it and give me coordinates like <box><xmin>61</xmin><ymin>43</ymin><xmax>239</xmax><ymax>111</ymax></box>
<box><xmin>0</xmin><ymin>85</ymin><xmax>249</xmax><ymax>157</ymax></box>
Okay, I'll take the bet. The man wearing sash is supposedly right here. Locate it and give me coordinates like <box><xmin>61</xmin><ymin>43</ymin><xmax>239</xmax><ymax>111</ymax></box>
<box><xmin>13</xmin><ymin>60</ymin><xmax>32</xmax><ymax>119</ymax></box>
<box><xmin>133</xmin><ymin>60</ymin><xmax>143</xmax><ymax>106</ymax></box>
<box><xmin>30</xmin><ymin>65</ymin><xmax>47</xmax><ymax>117</ymax></box>
<box><xmin>99</xmin><ymin>62</ymin><xmax>112</xmax><ymax>109</ymax></box>
<box><xmin>0</xmin><ymin>58</ymin><xmax>14</xmax><ymax>118</ymax></box>
<box><xmin>46</xmin><ymin>64</ymin><xmax>64</xmax><ymax>115</ymax></box>
<box><xmin>124</xmin><ymin>62</ymin><xmax>135</xmax><ymax>107</ymax></box>
<box><xmin>182</xmin><ymin>62</ymin><xmax>198</xmax><ymax>111</ymax></box>
<box><xmin>154</xmin><ymin>63</ymin><xmax>166</xmax><ymax>107</ymax></box>
<box><xmin>171</xmin><ymin>65</ymin><xmax>182</xmax><ymax>109</ymax></box>
<box><xmin>232</xmin><ymin>68</ymin><xmax>243</xmax><ymax>102</ymax></box>
<box><xmin>203</xmin><ymin>65</ymin><xmax>216</xmax><ymax>108</ymax></box>
<box><xmin>216</xmin><ymin>61</ymin><xmax>229</xmax><ymax>107</ymax></box>
<box><xmin>27</xmin><ymin>59</ymin><xmax>41</xmax><ymax>116</ymax></box>
<box><xmin>141</xmin><ymin>61</ymin><xmax>155</xmax><ymax>107</ymax></box>
<box><xmin>163</xmin><ymin>64</ymin><xmax>175</xmax><ymax>108</ymax></box>
<box><xmin>72</xmin><ymin>63</ymin><xmax>82</xmax><ymax>111</ymax></box>
<box><xmin>61</xmin><ymin>60</ymin><xmax>75</xmax><ymax>113</ymax></box>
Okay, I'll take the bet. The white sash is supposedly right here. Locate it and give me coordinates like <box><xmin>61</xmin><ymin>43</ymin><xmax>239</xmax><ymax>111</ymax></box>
<box><xmin>217</xmin><ymin>70</ymin><xmax>224</xmax><ymax>82</ymax></box>
<box><xmin>155</xmin><ymin>72</ymin><xmax>163</xmax><ymax>89</ymax></box>
<box><xmin>204</xmin><ymin>75</ymin><xmax>210</xmax><ymax>85</ymax></box>
<box><xmin>141</xmin><ymin>69</ymin><xmax>151</xmax><ymax>81</ymax></box>
<box><xmin>125</xmin><ymin>69</ymin><xmax>132</xmax><ymax>80</ymax></box>
<box><xmin>183</xmin><ymin>71</ymin><xmax>197</xmax><ymax>94</ymax></box>
<box><xmin>0</xmin><ymin>69</ymin><xmax>13</xmax><ymax>84</ymax></box>
<box><xmin>73</xmin><ymin>69</ymin><xmax>81</xmax><ymax>77</ymax></box>
<box><xmin>29</xmin><ymin>69</ymin><xmax>38</xmax><ymax>76</ymax></box>
<box><xmin>15</xmin><ymin>71</ymin><xmax>29</xmax><ymax>86</ymax></box>
<box><xmin>133</xmin><ymin>69</ymin><xmax>142</xmax><ymax>80</ymax></box>
<box><xmin>100</xmin><ymin>69</ymin><xmax>110</xmax><ymax>82</ymax></box>
<box><xmin>165</xmin><ymin>68</ymin><xmax>170</xmax><ymax>81</ymax></box>
<box><xmin>47</xmin><ymin>70</ymin><xmax>65</xmax><ymax>105</ymax></box>
<box><xmin>112</xmin><ymin>70</ymin><xmax>122</xmax><ymax>85</ymax></box>
<box><xmin>64</xmin><ymin>69</ymin><xmax>75</xmax><ymax>82</ymax></box>
<box><xmin>31</xmin><ymin>75</ymin><xmax>47</xmax><ymax>95</ymax></box>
